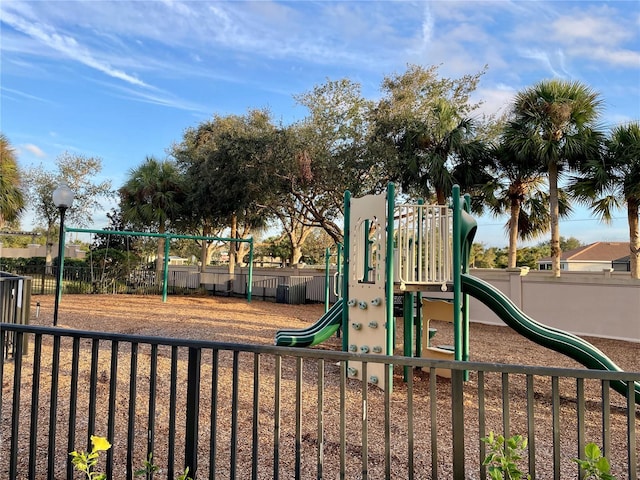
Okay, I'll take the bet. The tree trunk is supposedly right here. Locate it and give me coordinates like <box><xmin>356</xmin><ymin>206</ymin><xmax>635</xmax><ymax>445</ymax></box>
<box><xmin>508</xmin><ymin>199</ymin><xmax>521</xmax><ymax>268</ymax></box>
<box><xmin>628</xmin><ymin>199</ymin><xmax>639</xmax><ymax>279</ymax></box>
<box><xmin>292</xmin><ymin>244</ymin><xmax>304</xmax><ymax>265</ymax></box>
<box><xmin>199</xmin><ymin>225</ymin><xmax>214</xmax><ymax>273</ymax></box>
<box><xmin>548</xmin><ymin>163</ymin><xmax>561</xmax><ymax>277</ymax></box>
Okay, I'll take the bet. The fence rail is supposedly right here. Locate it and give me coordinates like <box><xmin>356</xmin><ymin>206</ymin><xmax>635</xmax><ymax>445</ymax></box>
<box><xmin>9</xmin><ymin>266</ymin><xmax>337</xmax><ymax>304</ymax></box>
<box><xmin>1</xmin><ymin>323</ymin><xmax>638</xmax><ymax>479</ymax></box>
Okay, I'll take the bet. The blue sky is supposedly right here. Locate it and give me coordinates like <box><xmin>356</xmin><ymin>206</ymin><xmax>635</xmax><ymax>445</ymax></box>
<box><xmin>1</xmin><ymin>0</ymin><xmax>639</xmax><ymax>247</ymax></box>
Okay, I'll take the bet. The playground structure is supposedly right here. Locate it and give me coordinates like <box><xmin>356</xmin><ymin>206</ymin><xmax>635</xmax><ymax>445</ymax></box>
<box><xmin>276</xmin><ymin>184</ymin><xmax>640</xmax><ymax>402</ymax></box>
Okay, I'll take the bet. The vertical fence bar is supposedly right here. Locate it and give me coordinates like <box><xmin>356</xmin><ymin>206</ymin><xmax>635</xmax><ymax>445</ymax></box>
<box><xmin>526</xmin><ymin>374</ymin><xmax>536</xmax><ymax>478</ymax></box>
<box><xmin>66</xmin><ymin>337</ymin><xmax>81</xmax><ymax>480</ymax></box>
<box><xmin>252</xmin><ymin>354</ymin><xmax>260</xmax><ymax>480</ymax></box>
<box><xmin>478</xmin><ymin>370</ymin><xmax>486</xmax><ymax>480</ymax></box>
<box><xmin>106</xmin><ymin>341</ymin><xmax>119</xmax><ymax>479</ymax></box>
<box><xmin>361</xmin><ymin>361</ymin><xmax>368</xmax><ymax>480</ymax></box>
<box><xmin>340</xmin><ymin>360</ymin><xmax>346</xmax><ymax>480</ymax></box>
<box><xmin>601</xmin><ymin>380</ymin><xmax>610</xmax><ymax>458</ymax></box>
<box><xmin>185</xmin><ymin>347</ymin><xmax>201</xmax><ymax>478</ymax></box>
<box><xmin>127</xmin><ymin>342</ymin><xmax>138</xmax><ymax>479</ymax></box>
<box><xmin>451</xmin><ymin>368</ymin><xmax>465</xmax><ymax>479</ymax></box>
<box><xmin>406</xmin><ymin>366</ymin><xmax>414</xmax><ymax>480</ymax></box>
<box><xmin>385</xmin><ymin>362</ymin><xmax>392</xmax><ymax>479</ymax></box>
<box><xmin>576</xmin><ymin>378</ymin><xmax>586</xmax><ymax>478</ymax></box>
<box><xmin>10</xmin><ymin>331</ymin><xmax>24</xmax><ymax>479</ymax></box>
<box><xmin>295</xmin><ymin>356</ymin><xmax>303</xmax><ymax>479</ymax></box>
<box><xmin>230</xmin><ymin>351</ymin><xmax>240</xmax><ymax>480</ymax></box>
<box><xmin>627</xmin><ymin>381</ymin><xmax>637</xmax><ymax>479</ymax></box>
<box><xmin>273</xmin><ymin>354</ymin><xmax>282</xmax><ymax>480</ymax></box>
<box><xmin>29</xmin><ymin>334</ymin><xmax>42</xmax><ymax>479</ymax></box>
<box><xmin>147</xmin><ymin>344</ymin><xmax>158</xmax><ymax>467</ymax></box>
<box><xmin>430</xmin><ymin>368</ymin><xmax>438</xmax><ymax>479</ymax></box>
<box><xmin>551</xmin><ymin>376</ymin><xmax>560</xmax><ymax>479</ymax></box>
<box><xmin>168</xmin><ymin>346</ymin><xmax>178</xmax><ymax>479</ymax></box>
<box><xmin>317</xmin><ymin>359</ymin><xmax>324</xmax><ymax>480</ymax></box>
<box><xmin>501</xmin><ymin>373</ymin><xmax>510</xmax><ymax>438</ymax></box>
<box><xmin>209</xmin><ymin>349</ymin><xmax>219</xmax><ymax>479</ymax></box>
<box><xmin>88</xmin><ymin>339</ymin><xmax>99</xmax><ymax>450</ymax></box>
<box><xmin>47</xmin><ymin>335</ymin><xmax>61</xmax><ymax>480</ymax></box>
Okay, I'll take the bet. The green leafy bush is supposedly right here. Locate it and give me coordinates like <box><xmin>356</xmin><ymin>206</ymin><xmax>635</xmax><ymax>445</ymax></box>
<box><xmin>482</xmin><ymin>431</ymin><xmax>530</xmax><ymax>480</ymax></box>
<box><xmin>573</xmin><ymin>443</ymin><xmax>617</xmax><ymax>479</ymax></box>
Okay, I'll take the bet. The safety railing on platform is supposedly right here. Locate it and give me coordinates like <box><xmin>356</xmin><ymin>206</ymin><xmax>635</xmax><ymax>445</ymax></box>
<box><xmin>1</xmin><ymin>323</ymin><xmax>637</xmax><ymax>480</ymax></box>
<box><xmin>395</xmin><ymin>204</ymin><xmax>453</xmax><ymax>288</ymax></box>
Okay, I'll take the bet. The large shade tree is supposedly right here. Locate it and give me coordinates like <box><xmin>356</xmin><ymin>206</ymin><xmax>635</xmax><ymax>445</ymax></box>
<box><xmin>25</xmin><ymin>152</ymin><xmax>112</xmax><ymax>270</ymax></box>
<box><xmin>570</xmin><ymin>122</ymin><xmax>640</xmax><ymax>278</ymax></box>
<box><xmin>119</xmin><ymin>157</ymin><xmax>184</xmax><ymax>279</ymax></box>
<box><xmin>371</xmin><ymin>64</ymin><xmax>490</xmax><ymax>204</ymax></box>
<box><xmin>0</xmin><ymin>134</ymin><xmax>25</xmax><ymax>229</ymax></box>
<box><xmin>287</xmin><ymin>79</ymin><xmax>379</xmax><ymax>244</ymax></box>
<box><xmin>172</xmin><ymin>109</ymin><xmax>278</xmax><ymax>271</ymax></box>
<box><xmin>504</xmin><ymin>79</ymin><xmax>604</xmax><ymax>277</ymax></box>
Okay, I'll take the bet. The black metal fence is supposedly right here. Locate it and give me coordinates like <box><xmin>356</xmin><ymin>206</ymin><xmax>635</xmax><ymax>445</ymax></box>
<box><xmin>8</xmin><ymin>266</ymin><xmax>335</xmax><ymax>303</ymax></box>
<box><xmin>1</xmin><ymin>323</ymin><xmax>638</xmax><ymax>479</ymax></box>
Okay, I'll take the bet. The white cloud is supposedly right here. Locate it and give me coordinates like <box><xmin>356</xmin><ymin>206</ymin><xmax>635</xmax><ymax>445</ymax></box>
<box><xmin>1</xmin><ymin>7</ymin><xmax>150</xmax><ymax>88</ymax></box>
<box><xmin>23</xmin><ymin>144</ymin><xmax>46</xmax><ymax>158</ymax></box>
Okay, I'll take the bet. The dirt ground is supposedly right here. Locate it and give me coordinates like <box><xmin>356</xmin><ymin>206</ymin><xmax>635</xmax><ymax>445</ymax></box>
<box><xmin>4</xmin><ymin>293</ymin><xmax>640</xmax><ymax>479</ymax></box>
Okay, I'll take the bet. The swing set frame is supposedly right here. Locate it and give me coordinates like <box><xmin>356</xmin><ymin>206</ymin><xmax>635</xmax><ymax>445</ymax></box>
<box><xmin>60</xmin><ymin>227</ymin><xmax>254</xmax><ymax>302</ymax></box>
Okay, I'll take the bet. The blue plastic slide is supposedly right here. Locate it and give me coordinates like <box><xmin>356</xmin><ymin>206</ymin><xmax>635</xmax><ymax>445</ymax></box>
<box><xmin>461</xmin><ymin>273</ymin><xmax>640</xmax><ymax>404</ymax></box>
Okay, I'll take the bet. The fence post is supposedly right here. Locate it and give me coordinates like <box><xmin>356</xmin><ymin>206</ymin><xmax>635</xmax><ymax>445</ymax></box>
<box><xmin>185</xmin><ymin>347</ymin><xmax>201</xmax><ymax>477</ymax></box>
<box><xmin>451</xmin><ymin>368</ymin><xmax>465</xmax><ymax>478</ymax></box>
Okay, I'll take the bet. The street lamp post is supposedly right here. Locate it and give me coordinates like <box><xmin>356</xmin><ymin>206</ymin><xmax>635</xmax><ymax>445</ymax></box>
<box><xmin>52</xmin><ymin>182</ymin><xmax>74</xmax><ymax>326</ymax></box>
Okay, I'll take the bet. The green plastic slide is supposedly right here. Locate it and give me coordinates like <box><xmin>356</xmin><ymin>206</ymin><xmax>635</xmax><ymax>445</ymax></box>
<box><xmin>461</xmin><ymin>273</ymin><xmax>640</xmax><ymax>404</ymax></box>
<box><xmin>275</xmin><ymin>299</ymin><xmax>344</xmax><ymax>347</ymax></box>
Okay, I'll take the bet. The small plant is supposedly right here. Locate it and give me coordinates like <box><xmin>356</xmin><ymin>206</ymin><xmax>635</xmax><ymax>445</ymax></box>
<box><xmin>69</xmin><ymin>435</ymin><xmax>112</xmax><ymax>480</ymax></box>
<box><xmin>573</xmin><ymin>443</ymin><xmax>617</xmax><ymax>480</ymax></box>
<box><xmin>71</xmin><ymin>436</ymin><xmax>193</xmax><ymax>480</ymax></box>
<box><xmin>481</xmin><ymin>431</ymin><xmax>531</xmax><ymax>480</ymax></box>
<box><xmin>134</xmin><ymin>453</ymin><xmax>160</xmax><ymax>478</ymax></box>
<box><xmin>176</xmin><ymin>467</ymin><xmax>192</xmax><ymax>480</ymax></box>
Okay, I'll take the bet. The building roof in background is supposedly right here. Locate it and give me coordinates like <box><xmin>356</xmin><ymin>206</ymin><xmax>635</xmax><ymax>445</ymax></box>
<box><xmin>538</xmin><ymin>242</ymin><xmax>630</xmax><ymax>262</ymax></box>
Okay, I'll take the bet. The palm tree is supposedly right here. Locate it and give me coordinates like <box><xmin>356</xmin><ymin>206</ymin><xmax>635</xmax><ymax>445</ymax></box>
<box><xmin>570</xmin><ymin>122</ymin><xmax>640</xmax><ymax>278</ymax></box>
<box><xmin>119</xmin><ymin>157</ymin><xmax>184</xmax><ymax>280</ymax></box>
<box><xmin>505</xmin><ymin>80</ymin><xmax>603</xmax><ymax>276</ymax></box>
<box><xmin>484</xmin><ymin>141</ymin><xmax>572</xmax><ymax>268</ymax></box>
<box><xmin>0</xmin><ymin>134</ymin><xmax>25</xmax><ymax>228</ymax></box>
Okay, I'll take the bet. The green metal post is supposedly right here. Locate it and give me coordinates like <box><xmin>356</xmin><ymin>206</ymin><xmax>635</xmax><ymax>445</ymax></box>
<box><xmin>385</xmin><ymin>183</ymin><xmax>395</xmax><ymax>386</ymax></box>
<box><xmin>462</xmin><ymin>194</ymin><xmax>472</xmax><ymax>364</ymax></box>
<box><xmin>247</xmin><ymin>238</ymin><xmax>254</xmax><ymax>302</ymax></box>
<box><xmin>162</xmin><ymin>233</ymin><xmax>170</xmax><ymax>302</ymax></box>
<box><xmin>324</xmin><ymin>247</ymin><xmax>330</xmax><ymax>313</ymax></box>
<box><xmin>342</xmin><ymin>191</ymin><xmax>351</xmax><ymax>353</ymax></box>
<box><xmin>416</xmin><ymin>199</ymin><xmax>424</xmax><ymax>358</ymax></box>
<box><xmin>452</xmin><ymin>186</ymin><xmax>462</xmax><ymax>362</ymax></box>
<box><xmin>403</xmin><ymin>292</ymin><xmax>414</xmax><ymax>381</ymax></box>
<box><xmin>363</xmin><ymin>219</ymin><xmax>371</xmax><ymax>281</ymax></box>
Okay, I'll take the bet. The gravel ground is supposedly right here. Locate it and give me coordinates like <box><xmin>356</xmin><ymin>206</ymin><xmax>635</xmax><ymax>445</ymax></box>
<box><xmin>1</xmin><ymin>294</ymin><xmax>639</xmax><ymax>479</ymax></box>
